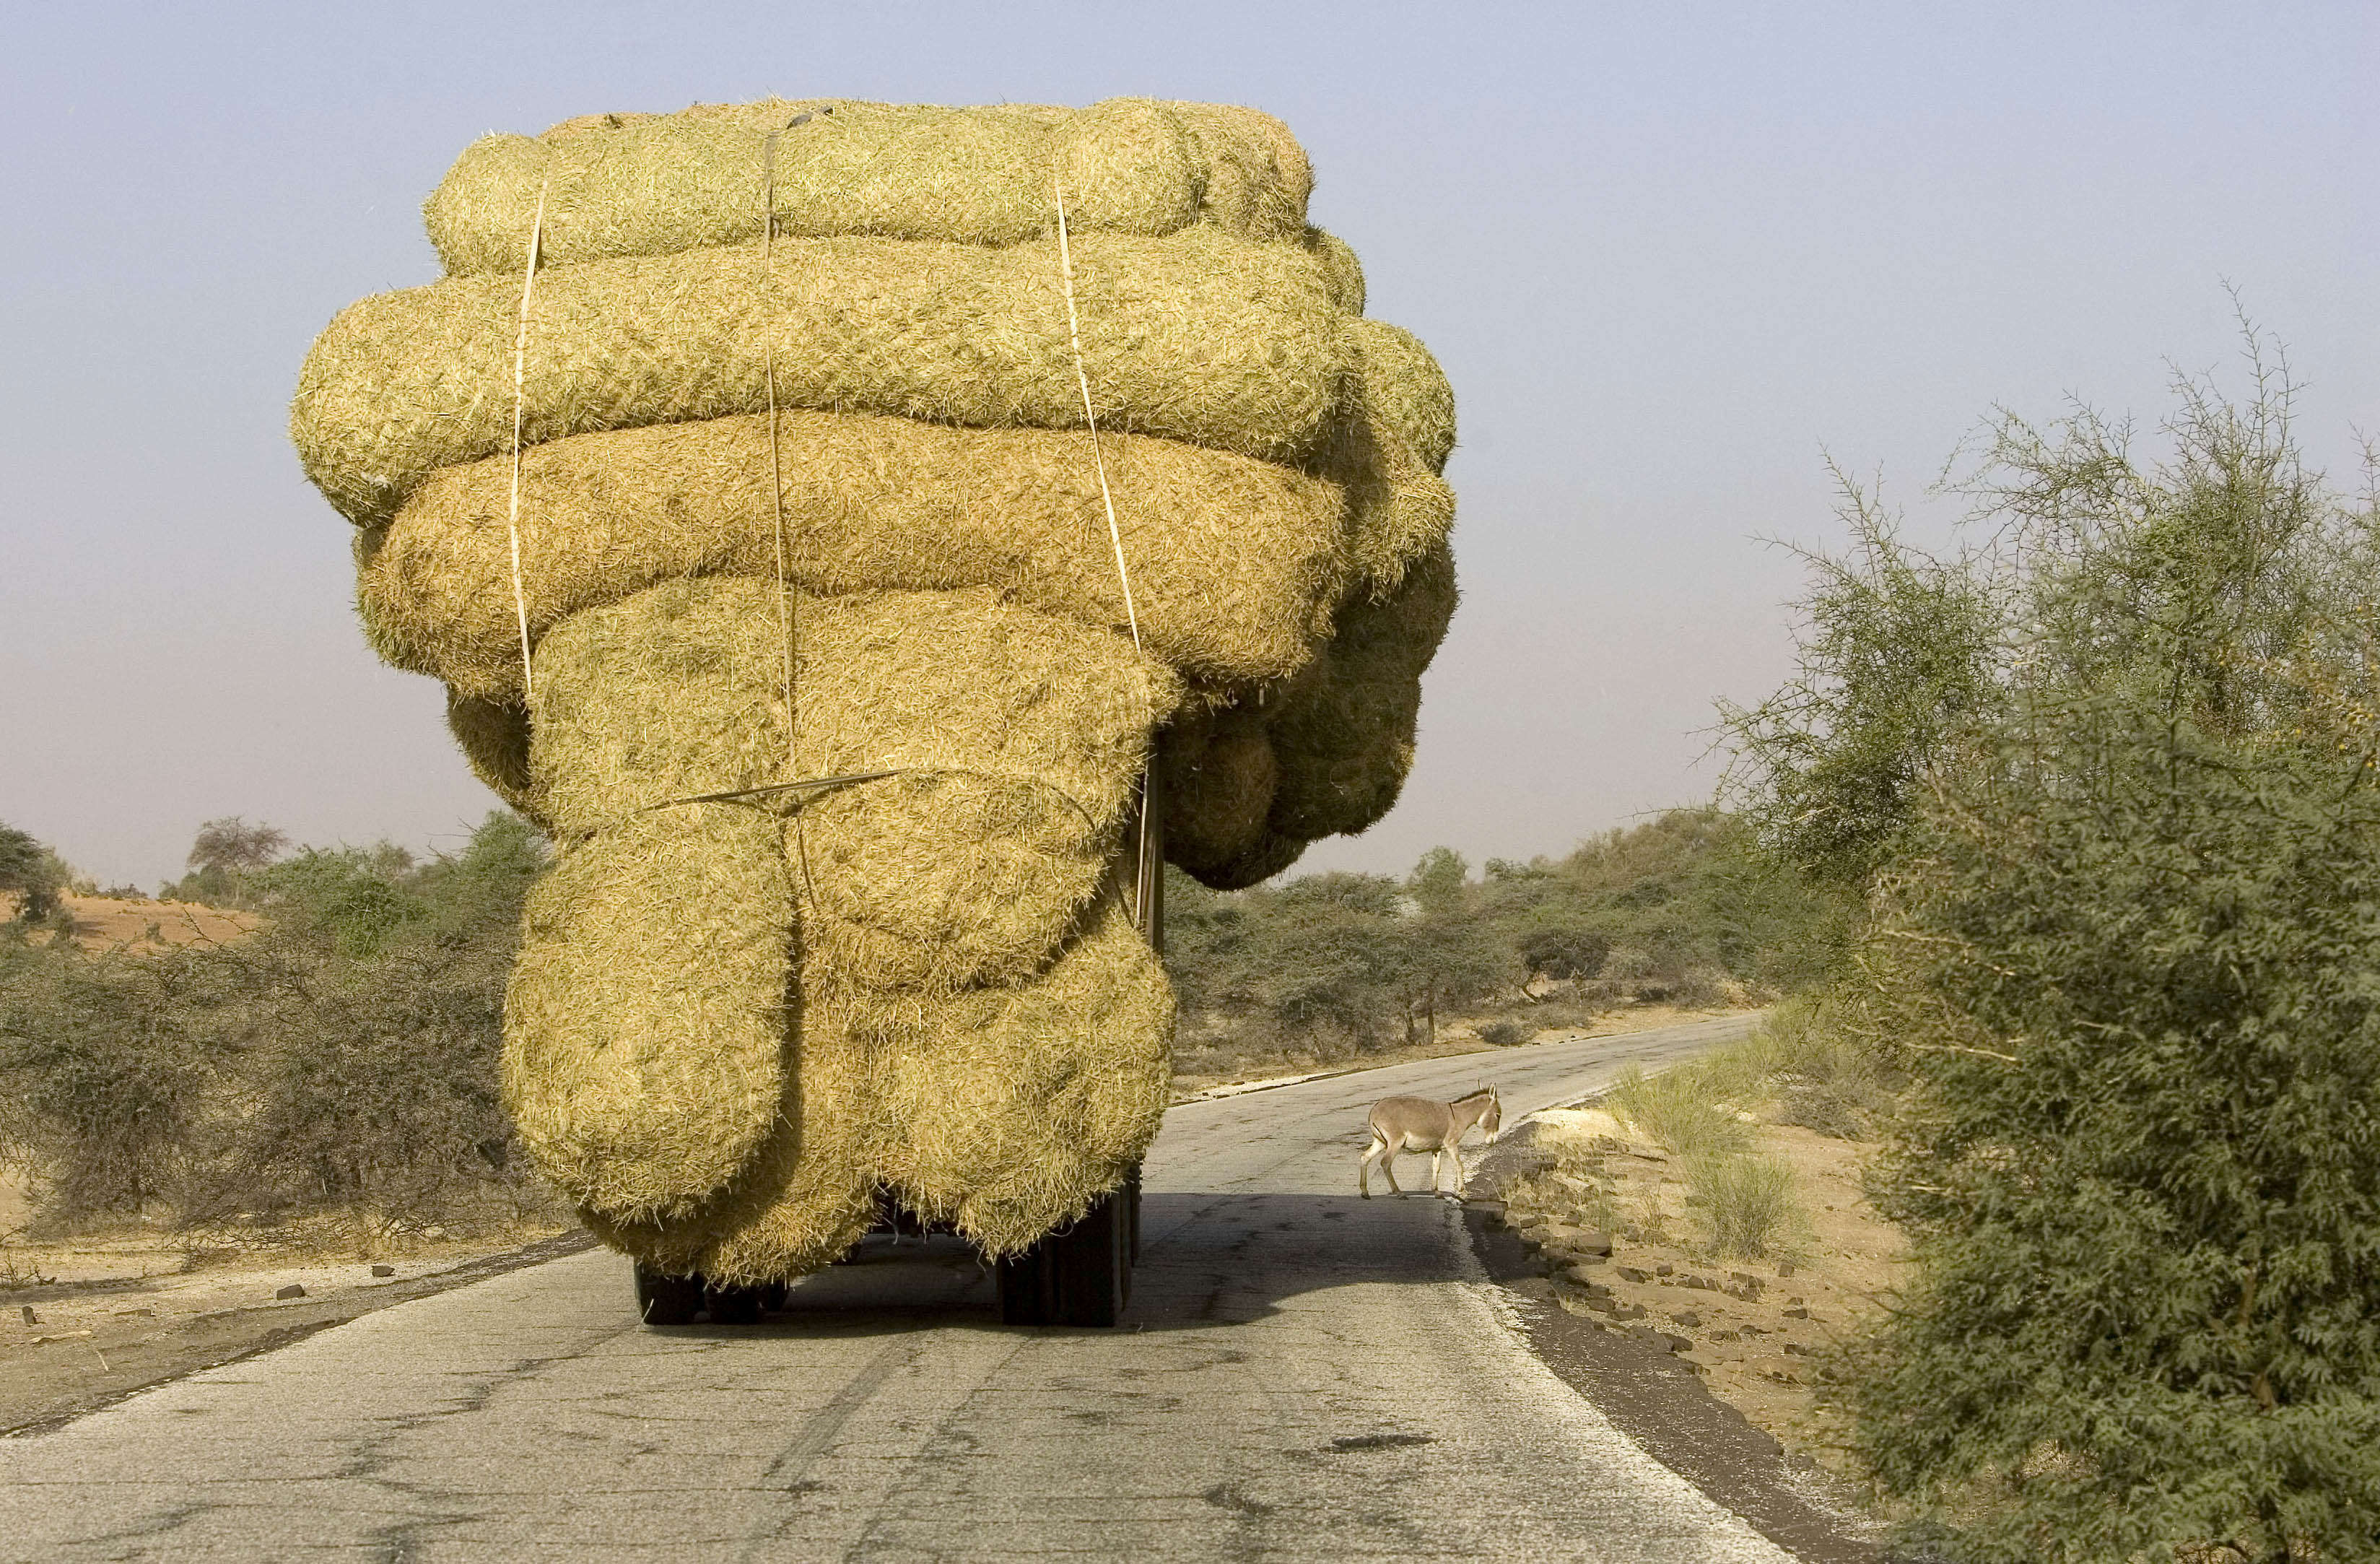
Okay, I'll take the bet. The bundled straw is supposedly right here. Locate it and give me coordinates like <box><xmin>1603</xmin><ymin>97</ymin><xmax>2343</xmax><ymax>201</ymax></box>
<box><xmin>868</xmin><ymin>895</ymin><xmax>1174</xmax><ymax>1256</ymax></box>
<box><xmin>526</xmin><ymin>576</ymin><xmax>1178</xmax><ymax>988</ymax></box>
<box><xmin>292</xmin><ymin>226</ymin><xmax>1351</xmax><ymax>527</ymax></box>
<box><xmin>1264</xmin><ymin>540</ymin><xmax>1460</xmax><ymax>843</ymax></box>
<box><xmin>585</xmin><ymin>895</ymin><xmax>1171</xmax><ymax>1280</ymax></box>
<box><xmin>297</xmin><ymin>94</ymin><xmax>1461</xmax><ymax>1282</ymax></box>
<box><xmin>359</xmin><ymin>409</ymin><xmax>1352</xmax><ymax>700</ymax></box>
<box><xmin>427</xmin><ymin>97</ymin><xmax>1315</xmax><ymax>274</ymax></box>
<box><xmin>505</xmin><ymin>803</ymin><xmax>791</xmax><ymax>1223</ymax></box>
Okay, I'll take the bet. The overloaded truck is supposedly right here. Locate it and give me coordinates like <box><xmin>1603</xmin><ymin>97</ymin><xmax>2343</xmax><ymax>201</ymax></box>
<box><xmin>291</xmin><ymin>97</ymin><xmax>1457</xmax><ymax>1328</ymax></box>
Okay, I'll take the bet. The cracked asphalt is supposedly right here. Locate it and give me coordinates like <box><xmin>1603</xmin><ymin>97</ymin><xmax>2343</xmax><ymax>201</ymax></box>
<box><xmin>1</xmin><ymin>1014</ymin><xmax>1792</xmax><ymax>1561</ymax></box>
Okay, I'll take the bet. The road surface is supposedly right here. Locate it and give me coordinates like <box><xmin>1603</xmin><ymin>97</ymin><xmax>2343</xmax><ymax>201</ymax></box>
<box><xmin>2</xmin><ymin>1015</ymin><xmax>1791</xmax><ymax>1561</ymax></box>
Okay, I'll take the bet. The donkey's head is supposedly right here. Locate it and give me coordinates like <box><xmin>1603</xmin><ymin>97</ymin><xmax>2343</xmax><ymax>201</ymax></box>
<box><xmin>1475</xmin><ymin>1084</ymin><xmax>1503</xmax><ymax>1144</ymax></box>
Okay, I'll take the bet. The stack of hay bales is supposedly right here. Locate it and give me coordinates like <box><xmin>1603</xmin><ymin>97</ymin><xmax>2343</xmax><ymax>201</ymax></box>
<box><xmin>293</xmin><ymin>97</ymin><xmax>1457</xmax><ymax>1280</ymax></box>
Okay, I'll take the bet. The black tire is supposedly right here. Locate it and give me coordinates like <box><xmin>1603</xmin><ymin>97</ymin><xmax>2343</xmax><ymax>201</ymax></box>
<box><xmin>705</xmin><ymin>1282</ymin><xmax>767</xmax><ymax>1324</ymax></box>
<box><xmin>995</xmin><ymin>1176</ymin><xmax>1134</xmax><ymax>1327</ymax></box>
<box><xmin>635</xmin><ymin>1264</ymin><xmax>705</xmax><ymax>1326</ymax></box>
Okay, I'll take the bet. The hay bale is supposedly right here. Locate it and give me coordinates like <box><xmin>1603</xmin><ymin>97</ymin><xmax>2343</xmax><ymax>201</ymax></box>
<box><xmin>583</xmin><ymin>893</ymin><xmax>1167</xmax><ymax>1280</ymax></box>
<box><xmin>1263</xmin><ymin>540</ymin><xmax>1460</xmax><ymax>843</ymax></box>
<box><xmin>1175</xmin><ymin>826</ymin><xmax>1311</xmax><ymax>892</ymax></box>
<box><xmin>529</xmin><ymin>577</ymin><xmax>1179</xmax><ymax>989</ymax></box>
<box><xmin>1158</xmin><ymin>704</ymin><xmax>1281</xmax><ymax>883</ymax></box>
<box><xmin>1163</xmin><ymin>102</ymin><xmax>1312</xmax><ymax>247</ymax></box>
<box><xmin>355</xmin><ymin>408</ymin><xmax>1351</xmax><ymax>701</ymax></box>
<box><xmin>576</xmin><ymin>971</ymin><xmax>880</xmax><ymax>1286</ymax></box>
<box><xmin>425</xmin><ymin>97</ymin><xmax>1314</xmax><ymax>276</ymax></box>
<box><xmin>1328</xmin><ymin>319</ymin><xmax>1458</xmax><ymax>595</ymax></box>
<box><xmin>443</xmin><ymin>689</ymin><xmax>543</xmax><ymax>824</ymax></box>
<box><xmin>503</xmin><ymin>803</ymin><xmax>790</xmax><ymax>1224</ymax></box>
<box><xmin>293</xmin><ymin>227</ymin><xmax>1350</xmax><ymax>527</ymax></box>
<box><xmin>1346</xmin><ymin>318</ymin><xmax>1457</xmax><ymax>477</ymax></box>
<box><xmin>866</xmin><ymin>895</ymin><xmax>1173</xmax><ymax>1256</ymax></box>
<box><xmin>1303</xmin><ymin>226</ymin><xmax>1365</xmax><ymax>315</ymax></box>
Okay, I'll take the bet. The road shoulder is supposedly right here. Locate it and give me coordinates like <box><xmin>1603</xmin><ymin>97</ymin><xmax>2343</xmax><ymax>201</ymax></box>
<box><xmin>1465</xmin><ymin>1209</ymin><xmax>1879</xmax><ymax>1561</ymax></box>
<box><xmin>4</xmin><ymin>1230</ymin><xmax>594</xmax><ymax>1436</ymax></box>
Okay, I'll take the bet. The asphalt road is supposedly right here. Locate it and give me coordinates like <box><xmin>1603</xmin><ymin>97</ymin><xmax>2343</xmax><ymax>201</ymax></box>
<box><xmin>1</xmin><ymin>1014</ymin><xmax>1788</xmax><ymax>1562</ymax></box>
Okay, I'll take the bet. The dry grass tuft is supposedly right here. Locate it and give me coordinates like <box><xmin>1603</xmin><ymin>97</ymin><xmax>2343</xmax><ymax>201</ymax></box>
<box><xmin>1683</xmin><ymin>1151</ymin><xmax>1800</xmax><ymax>1259</ymax></box>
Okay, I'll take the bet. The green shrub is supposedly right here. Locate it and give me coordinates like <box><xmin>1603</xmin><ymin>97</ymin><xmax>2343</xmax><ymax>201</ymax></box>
<box><xmin>1854</xmin><ymin>703</ymin><xmax>2380</xmax><ymax>1561</ymax></box>
<box><xmin>1477</xmin><ymin>1019</ymin><xmax>1527</xmax><ymax>1047</ymax></box>
<box><xmin>0</xmin><ymin>812</ymin><xmax>549</xmax><ymax>1239</ymax></box>
<box><xmin>1795</xmin><ymin>336</ymin><xmax>2380</xmax><ymax>1561</ymax></box>
<box><xmin>0</xmin><ymin>942</ymin><xmax>214</xmax><ymax>1222</ymax></box>
<box><xmin>0</xmin><ymin>822</ymin><xmax>72</xmax><ymax>930</ymax></box>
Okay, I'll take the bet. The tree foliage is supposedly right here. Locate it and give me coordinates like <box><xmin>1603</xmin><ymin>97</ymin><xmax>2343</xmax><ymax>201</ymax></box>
<box><xmin>1734</xmin><ymin>329</ymin><xmax>2380</xmax><ymax>1560</ymax></box>
<box><xmin>0</xmin><ymin>822</ymin><xmax>71</xmax><ymax>928</ymax></box>
<box><xmin>1167</xmin><ymin>810</ymin><xmax>1833</xmax><ymax>1056</ymax></box>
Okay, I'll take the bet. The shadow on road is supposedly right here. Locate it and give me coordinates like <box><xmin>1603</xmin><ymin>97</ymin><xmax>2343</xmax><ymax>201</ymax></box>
<box><xmin>644</xmin><ymin>1191</ymin><xmax>1464</xmax><ymax>1340</ymax></box>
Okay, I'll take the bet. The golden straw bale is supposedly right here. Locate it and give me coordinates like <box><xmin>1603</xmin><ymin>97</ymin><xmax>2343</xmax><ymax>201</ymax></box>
<box><xmin>1346</xmin><ymin>317</ymin><xmax>1457</xmax><ymax>477</ymax></box>
<box><xmin>1159</xmin><ymin>704</ymin><xmax>1280</xmax><ymax>883</ymax></box>
<box><xmin>1328</xmin><ymin>319</ymin><xmax>1458</xmax><ymax>594</ymax></box>
<box><xmin>1163</xmin><ymin>102</ymin><xmax>1311</xmax><ymax>245</ymax></box>
<box><xmin>864</xmin><ymin>897</ymin><xmax>1173</xmax><ymax>1256</ymax></box>
<box><xmin>355</xmin><ymin>409</ymin><xmax>1351</xmax><ymax>701</ymax></box>
<box><xmin>1303</xmin><ymin>226</ymin><xmax>1365</xmax><ymax>315</ymax></box>
<box><xmin>528</xmin><ymin>577</ymin><xmax>1178</xmax><ymax>989</ymax></box>
<box><xmin>583</xmin><ymin>895</ymin><xmax>1166</xmax><ymax>1280</ymax></box>
<box><xmin>292</xmin><ymin>227</ymin><xmax>1350</xmax><ymax>527</ymax></box>
<box><xmin>503</xmin><ymin>804</ymin><xmax>791</xmax><ymax>1225</ymax></box>
<box><xmin>1263</xmin><ymin>541</ymin><xmax>1460</xmax><ymax>842</ymax></box>
<box><xmin>425</xmin><ymin>97</ymin><xmax>1314</xmax><ymax>276</ymax></box>
<box><xmin>576</xmin><ymin>973</ymin><xmax>880</xmax><ymax>1286</ymax></box>
<box><xmin>444</xmin><ymin>690</ymin><xmax>542</xmax><ymax>823</ymax></box>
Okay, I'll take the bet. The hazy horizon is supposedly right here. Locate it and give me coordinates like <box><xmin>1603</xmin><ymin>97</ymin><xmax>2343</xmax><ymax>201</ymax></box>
<box><xmin>5</xmin><ymin>3</ymin><xmax>2374</xmax><ymax>890</ymax></box>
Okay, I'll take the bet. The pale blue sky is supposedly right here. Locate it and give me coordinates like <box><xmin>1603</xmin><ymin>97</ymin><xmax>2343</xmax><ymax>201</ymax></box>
<box><xmin>4</xmin><ymin>2</ymin><xmax>2374</xmax><ymax>888</ymax></box>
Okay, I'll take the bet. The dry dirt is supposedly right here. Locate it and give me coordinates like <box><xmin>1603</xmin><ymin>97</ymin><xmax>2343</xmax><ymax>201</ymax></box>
<box><xmin>1481</xmin><ymin>1105</ymin><xmax>1904</xmax><ymax>1480</ymax></box>
<box><xmin>1170</xmin><ymin>1002</ymin><xmax>1758</xmax><ymax>1099</ymax></box>
<box><xmin>0</xmin><ymin>1219</ymin><xmax>580</xmax><ymax>1433</ymax></box>
<box><xmin>6</xmin><ymin>892</ymin><xmax>262</xmax><ymax>951</ymax></box>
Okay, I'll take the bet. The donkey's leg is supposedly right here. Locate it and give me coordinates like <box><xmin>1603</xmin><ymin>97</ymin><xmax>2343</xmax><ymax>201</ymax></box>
<box><xmin>1379</xmin><ymin>1139</ymin><xmax>1405</xmax><ymax>1196</ymax></box>
<box><xmin>1444</xmin><ymin>1142</ymin><xmax>1468</xmax><ymax>1199</ymax></box>
<box><xmin>1359</xmin><ymin>1133</ymin><xmax>1385</xmax><ymax>1198</ymax></box>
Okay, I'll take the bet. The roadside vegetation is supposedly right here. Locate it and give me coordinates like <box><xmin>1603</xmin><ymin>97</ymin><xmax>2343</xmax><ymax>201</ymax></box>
<box><xmin>1166</xmin><ymin>807</ymin><xmax>1839</xmax><ymax>1085</ymax></box>
<box><xmin>1</xmin><ymin>794</ymin><xmax>1825</xmax><ymax>1254</ymax></box>
<box><xmin>0</xmin><ymin>812</ymin><xmax>559</xmax><ymax>1256</ymax></box>
<box><xmin>1705</xmin><ymin>326</ymin><xmax>2380</xmax><ymax>1562</ymax></box>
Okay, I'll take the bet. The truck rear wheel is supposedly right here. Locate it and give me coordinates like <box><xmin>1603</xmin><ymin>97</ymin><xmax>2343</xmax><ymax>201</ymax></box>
<box><xmin>995</xmin><ymin>1173</ymin><xmax>1135</xmax><ymax>1327</ymax></box>
<box><xmin>635</xmin><ymin>1264</ymin><xmax>705</xmax><ymax>1326</ymax></box>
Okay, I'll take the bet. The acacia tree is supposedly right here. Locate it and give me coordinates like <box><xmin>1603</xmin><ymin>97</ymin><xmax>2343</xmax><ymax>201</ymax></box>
<box><xmin>166</xmin><ymin>817</ymin><xmax>290</xmax><ymax>906</ymax></box>
<box><xmin>1396</xmin><ymin>849</ymin><xmax>1514</xmax><ymax>1043</ymax></box>
<box><xmin>0</xmin><ymin>822</ymin><xmax>69</xmax><ymax>926</ymax></box>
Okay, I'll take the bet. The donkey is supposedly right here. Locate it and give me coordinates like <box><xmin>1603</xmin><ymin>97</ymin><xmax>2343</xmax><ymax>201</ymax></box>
<box><xmin>1359</xmin><ymin>1085</ymin><xmax>1501</xmax><ymax>1199</ymax></box>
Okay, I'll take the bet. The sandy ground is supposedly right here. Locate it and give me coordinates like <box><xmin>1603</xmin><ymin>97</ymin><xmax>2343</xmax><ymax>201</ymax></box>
<box><xmin>5</xmin><ymin>892</ymin><xmax>262</xmax><ymax>951</ymax></box>
<box><xmin>1481</xmin><ymin>1105</ymin><xmax>1904</xmax><ymax>1482</ymax></box>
